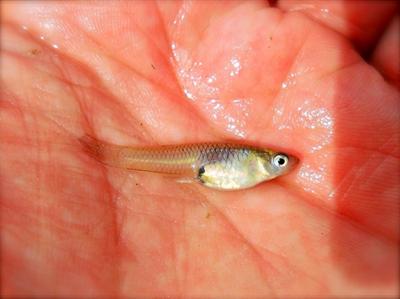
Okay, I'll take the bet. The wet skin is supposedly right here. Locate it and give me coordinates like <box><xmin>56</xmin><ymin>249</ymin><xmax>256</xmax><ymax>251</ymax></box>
<box><xmin>1</xmin><ymin>1</ymin><xmax>399</xmax><ymax>298</ymax></box>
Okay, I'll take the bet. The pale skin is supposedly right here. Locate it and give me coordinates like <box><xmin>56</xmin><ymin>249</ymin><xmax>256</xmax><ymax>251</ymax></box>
<box><xmin>1</xmin><ymin>1</ymin><xmax>399</xmax><ymax>298</ymax></box>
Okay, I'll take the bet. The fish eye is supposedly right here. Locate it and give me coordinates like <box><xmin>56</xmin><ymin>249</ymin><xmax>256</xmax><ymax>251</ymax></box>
<box><xmin>273</xmin><ymin>154</ymin><xmax>288</xmax><ymax>168</ymax></box>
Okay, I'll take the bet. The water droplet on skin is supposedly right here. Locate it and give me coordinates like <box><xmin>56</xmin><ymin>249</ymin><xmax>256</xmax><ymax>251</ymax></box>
<box><xmin>207</xmin><ymin>75</ymin><xmax>216</xmax><ymax>83</ymax></box>
<box><xmin>272</xmin><ymin>97</ymin><xmax>334</xmax><ymax>152</ymax></box>
<box><xmin>281</xmin><ymin>68</ymin><xmax>315</xmax><ymax>90</ymax></box>
<box><xmin>214</xmin><ymin>103</ymin><xmax>222</xmax><ymax>110</ymax></box>
<box><xmin>299</xmin><ymin>164</ymin><xmax>323</xmax><ymax>184</ymax></box>
<box><xmin>296</xmin><ymin>155</ymin><xmax>333</xmax><ymax>198</ymax></box>
<box><xmin>171</xmin><ymin>39</ymin><xmax>251</xmax><ymax>137</ymax></box>
<box><xmin>172</xmin><ymin>1</ymin><xmax>191</xmax><ymax>27</ymax></box>
<box><xmin>183</xmin><ymin>88</ymin><xmax>195</xmax><ymax>101</ymax></box>
<box><xmin>226</xmin><ymin>57</ymin><xmax>242</xmax><ymax>77</ymax></box>
<box><xmin>175</xmin><ymin>56</ymin><xmax>219</xmax><ymax>102</ymax></box>
<box><xmin>320</xmin><ymin>8</ymin><xmax>330</xmax><ymax>15</ymax></box>
<box><xmin>274</xmin><ymin>106</ymin><xmax>283</xmax><ymax>117</ymax></box>
<box><xmin>204</xmin><ymin>98</ymin><xmax>252</xmax><ymax>138</ymax></box>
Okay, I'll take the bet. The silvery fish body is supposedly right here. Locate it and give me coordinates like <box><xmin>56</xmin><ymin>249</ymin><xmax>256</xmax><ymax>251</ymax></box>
<box><xmin>80</xmin><ymin>135</ymin><xmax>298</xmax><ymax>190</ymax></box>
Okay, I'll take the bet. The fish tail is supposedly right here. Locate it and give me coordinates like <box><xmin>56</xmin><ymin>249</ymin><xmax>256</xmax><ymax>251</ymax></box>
<box><xmin>79</xmin><ymin>134</ymin><xmax>119</xmax><ymax>167</ymax></box>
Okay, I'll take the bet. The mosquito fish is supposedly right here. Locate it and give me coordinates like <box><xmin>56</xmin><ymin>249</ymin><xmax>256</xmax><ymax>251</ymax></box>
<box><xmin>79</xmin><ymin>135</ymin><xmax>298</xmax><ymax>190</ymax></box>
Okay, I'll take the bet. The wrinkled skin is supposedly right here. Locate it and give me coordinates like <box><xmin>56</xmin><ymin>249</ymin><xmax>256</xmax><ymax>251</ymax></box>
<box><xmin>1</xmin><ymin>1</ymin><xmax>399</xmax><ymax>298</ymax></box>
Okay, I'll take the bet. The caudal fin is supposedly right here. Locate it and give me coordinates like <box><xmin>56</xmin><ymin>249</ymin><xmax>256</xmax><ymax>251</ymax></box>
<box><xmin>78</xmin><ymin>134</ymin><xmax>106</xmax><ymax>163</ymax></box>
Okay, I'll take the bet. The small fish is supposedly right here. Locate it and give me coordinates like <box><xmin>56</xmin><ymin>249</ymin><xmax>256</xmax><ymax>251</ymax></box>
<box><xmin>79</xmin><ymin>135</ymin><xmax>298</xmax><ymax>190</ymax></box>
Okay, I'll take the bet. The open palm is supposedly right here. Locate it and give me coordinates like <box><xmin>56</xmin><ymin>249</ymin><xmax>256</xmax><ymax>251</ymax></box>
<box><xmin>1</xmin><ymin>1</ymin><xmax>399</xmax><ymax>297</ymax></box>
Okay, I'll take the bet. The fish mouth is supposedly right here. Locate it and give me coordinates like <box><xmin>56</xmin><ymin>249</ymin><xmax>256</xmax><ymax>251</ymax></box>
<box><xmin>290</xmin><ymin>155</ymin><xmax>300</xmax><ymax>167</ymax></box>
<box><xmin>288</xmin><ymin>155</ymin><xmax>300</xmax><ymax>169</ymax></box>
<box><xmin>279</xmin><ymin>155</ymin><xmax>299</xmax><ymax>175</ymax></box>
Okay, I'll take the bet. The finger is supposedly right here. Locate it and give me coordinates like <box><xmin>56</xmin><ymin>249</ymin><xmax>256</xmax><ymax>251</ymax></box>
<box><xmin>277</xmin><ymin>0</ymin><xmax>398</xmax><ymax>53</ymax></box>
<box><xmin>371</xmin><ymin>16</ymin><xmax>400</xmax><ymax>89</ymax></box>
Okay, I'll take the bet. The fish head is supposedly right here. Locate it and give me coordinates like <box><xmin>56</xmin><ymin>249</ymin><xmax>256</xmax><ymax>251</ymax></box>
<box><xmin>260</xmin><ymin>151</ymin><xmax>299</xmax><ymax>179</ymax></box>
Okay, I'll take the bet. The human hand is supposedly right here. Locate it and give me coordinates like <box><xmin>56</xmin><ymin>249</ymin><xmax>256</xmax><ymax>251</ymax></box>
<box><xmin>1</xmin><ymin>1</ymin><xmax>399</xmax><ymax>297</ymax></box>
